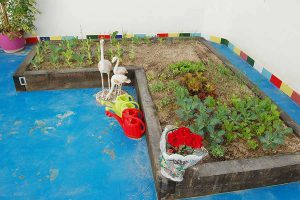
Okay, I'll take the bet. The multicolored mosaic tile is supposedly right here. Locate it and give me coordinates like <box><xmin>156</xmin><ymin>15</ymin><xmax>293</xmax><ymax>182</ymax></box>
<box><xmin>86</xmin><ymin>35</ymin><xmax>98</xmax><ymax>39</ymax></box>
<box><xmin>179</xmin><ymin>33</ymin><xmax>191</xmax><ymax>37</ymax></box>
<box><xmin>98</xmin><ymin>34</ymin><xmax>110</xmax><ymax>39</ymax></box>
<box><xmin>168</xmin><ymin>33</ymin><xmax>179</xmax><ymax>38</ymax></box>
<box><xmin>24</xmin><ymin>32</ymin><xmax>299</xmax><ymax>105</ymax></box>
<box><xmin>50</xmin><ymin>36</ymin><xmax>62</xmax><ymax>41</ymax></box>
<box><xmin>157</xmin><ymin>33</ymin><xmax>168</xmax><ymax>38</ymax></box>
<box><xmin>262</xmin><ymin>68</ymin><xmax>272</xmax><ymax>80</ymax></box>
<box><xmin>62</xmin><ymin>36</ymin><xmax>75</xmax><ymax>40</ymax></box>
<box><xmin>291</xmin><ymin>91</ymin><xmax>300</xmax><ymax>105</ymax></box>
<box><xmin>280</xmin><ymin>83</ymin><xmax>294</xmax><ymax>97</ymax></box>
<box><xmin>210</xmin><ymin>36</ymin><xmax>221</xmax><ymax>44</ymax></box>
<box><xmin>221</xmin><ymin>38</ymin><xmax>229</xmax><ymax>46</ymax></box>
<box><xmin>134</xmin><ymin>34</ymin><xmax>146</xmax><ymax>38</ymax></box>
<box><xmin>25</xmin><ymin>37</ymin><xmax>39</xmax><ymax>44</ymax></box>
<box><xmin>125</xmin><ymin>33</ymin><xmax>134</xmax><ymax>38</ymax></box>
<box><xmin>39</xmin><ymin>37</ymin><xmax>50</xmax><ymax>41</ymax></box>
<box><xmin>191</xmin><ymin>33</ymin><xmax>202</xmax><ymax>37</ymax></box>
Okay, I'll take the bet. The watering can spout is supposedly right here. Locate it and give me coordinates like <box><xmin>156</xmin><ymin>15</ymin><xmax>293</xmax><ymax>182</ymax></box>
<box><xmin>105</xmin><ymin>111</ymin><xmax>123</xmax><ymax>126</ymax></box>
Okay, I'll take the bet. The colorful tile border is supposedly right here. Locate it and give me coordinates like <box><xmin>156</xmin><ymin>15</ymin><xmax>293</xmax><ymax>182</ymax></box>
<box><xmin>214</xmin><ymin>35</ymin><xmax>300</xmax><ymax>105</ymax></box>
<box><xmin>24</xmin><ymin>32</ymin><xmax>299</xmax><ymax>105</ymax></box>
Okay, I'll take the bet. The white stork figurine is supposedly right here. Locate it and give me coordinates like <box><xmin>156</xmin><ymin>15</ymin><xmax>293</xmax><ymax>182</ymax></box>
<box><xmin>112</xmin><ymin>56</ymin><xmax>128</xmax><ymax>75</ymax></box>
<box><xmin>98</xmin><ymin>39</ymin><xmax>112</xmax><ymax>91</ymax></box>
<box><xmin>105</xmin><ymin>74</ymin><xmax>131</xmax><ymax>100</ymax></box>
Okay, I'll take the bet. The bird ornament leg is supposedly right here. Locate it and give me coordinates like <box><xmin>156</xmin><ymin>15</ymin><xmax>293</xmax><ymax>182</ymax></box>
<box><xmin>108</xmin><ymin>72</ymin><xmax>111</xmax><ymax>91</ymax></box>
<box><xmin>101</xmin><ymin>73</ymin><xmax>104</xmax><ymax>90</ymax></box>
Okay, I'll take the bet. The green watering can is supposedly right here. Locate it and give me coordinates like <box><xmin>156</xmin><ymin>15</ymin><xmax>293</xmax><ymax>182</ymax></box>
<box><xmin>103</xmin><ymin>94</ymin><xmax>140</xmax><ymax>117</ymax></box>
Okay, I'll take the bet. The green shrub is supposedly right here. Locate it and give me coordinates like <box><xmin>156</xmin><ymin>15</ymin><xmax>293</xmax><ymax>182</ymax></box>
<box><xmin>150</xmin><ymin>81</ymin><xmax>165</xmax><ymax>93</ymax></box>
<box><xmin>169</xmin><ymin>61</ymin><xmax>206</xmax><ymax>75</ymax></box>
<box><xmin>175</xmin><ymin>87</ymin><xmax>293</xmax><ymax>158</ymax></box>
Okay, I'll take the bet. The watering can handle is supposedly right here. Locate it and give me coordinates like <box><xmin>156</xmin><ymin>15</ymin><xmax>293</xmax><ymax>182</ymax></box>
<box><xmin>138</xmin><ymin>110</ymin><xmax>144</xmax><ymax>120</ymax></box>
<box><xmin>128</xmin><ymin>95</ymin><xmax>134</xmax><ymax>101</ymax></box>
<box><xmin>121</xmin><ymin>101</ymin><xmax>140</xmax><ymax>110</ymax></box>
<box><xmin>129</xmin><ymin>101</ymin><xmax>140</xmax><ymax>109</ymax></box>
<box><xmin>134</xmin><ymin>109</ymin><xmax>144</xmax><ymax>119</ymax></box>
<box><xmin>128</xmin><ymin>116</ymin><xmax>146</xmax><ymax>134</ymax></box>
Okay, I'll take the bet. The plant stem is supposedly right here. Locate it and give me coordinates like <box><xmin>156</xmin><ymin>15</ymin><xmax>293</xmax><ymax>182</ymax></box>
<box><xmin>0</xmin><ymin>3</ymin><xmax>10</xmax><ymax>32</ymax></box>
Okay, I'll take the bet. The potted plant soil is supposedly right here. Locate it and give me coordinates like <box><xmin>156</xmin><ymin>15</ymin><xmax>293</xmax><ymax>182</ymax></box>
<box><xmin>160</xmin><ymin>126</ymin><xmax>208</xmax><ymax>182</ymax></box>
<box><xmin>0</xmin><ymin>0</ymin><xmax>40</xmax><ymax>53</ymax></box>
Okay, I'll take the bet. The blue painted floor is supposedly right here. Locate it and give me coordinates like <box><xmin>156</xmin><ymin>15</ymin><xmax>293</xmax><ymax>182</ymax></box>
<box><xmin>1</xmin><ymin>44</ymin><xmax>299</xmax><ymax>200</ymax></box>
<box><xmin>0</xmin><ymin>47</ymin><xmax>157</xmax><ymax>199</ymax></box>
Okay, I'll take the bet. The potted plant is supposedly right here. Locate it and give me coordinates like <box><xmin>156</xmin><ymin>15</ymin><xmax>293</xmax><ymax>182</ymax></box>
<box><xmin>160</xmin><ymin>126</ymin><xmax>208</xmax><ymax>182</ymax></box>
<box><xmin>0</xmin><ymin>0</ymin><xmax>40</xmax><ymax>53</ymax></box>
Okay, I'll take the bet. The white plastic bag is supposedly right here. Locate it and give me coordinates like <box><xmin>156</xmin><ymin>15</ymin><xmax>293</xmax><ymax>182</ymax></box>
<box><xmin>160</xmin><ymin>125</ymin><xmax>208</xmax><ymax>182</ymax></box>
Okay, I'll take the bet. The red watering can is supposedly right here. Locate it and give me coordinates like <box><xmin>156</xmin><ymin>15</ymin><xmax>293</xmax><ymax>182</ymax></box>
<box><xmin>122</xmin><ymin>108</ymin><xmax>144</xmax><ymax>120</ymax></box>
<box><xmin>106</xmin><ymin>108</ymin><xmax>146</xmax><ymax>139</ymax></box>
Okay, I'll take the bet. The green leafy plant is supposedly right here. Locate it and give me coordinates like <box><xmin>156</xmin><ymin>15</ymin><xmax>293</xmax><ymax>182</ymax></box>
<box><xmin>149</xmin><ymin>81</ymin><xmax>165</xmax><ymax>93</ymax></box>
<box><xmin>61</xmin><ymin>49</ymin><xmax>73</xmax><ymax>67</ymax></box>
<box><xmin>49</xmin><ymin>44</ymin><xmax>62</xmax><ymax>67</ymax></box>
<box><xmin>121</xmin><ymin>32</ymin><xmax>128</xmax><ymax>46</ymax></box>
<box><xmin>132</xmin><ymin>36</ymin><xmax>142</xmax><ymax>45</ymax></box>
<box><xmin>73</xmin><ymin>54</ymin><xmax>85</xmax><ymax>66</ymax></box>
<box><xmin>158</xmin><ymin>97</ymin><xmax>172</xmax><ymax>110</ymax></box>
<box><xmin>41</xmin><ymin>41</ymin><xmax>50</xmax><ymax>54</ymax></box>
<box><xmin>115</xmin><ymin>42</ymin><xmax>123</xmax><ymax>60</ymax></box>
<box><xmin>187</xmin><ymin>99</ymin><xmax>226</xmax><ymax>157</ymax></box>
<box><xmin>144</xmin><ymin>36</ymin><xmax>152</xmax><ymax>46</ymax></box>
<box><xmin>67</xmin><ymin>37</ymin><xmax>78</xmax><ymax>49</ymax></box>
<box><xmin>83</xmin><ymin>39</ymin><xmax>93</xmax><ymax>65</ymax></box>
<box><xmin>166</xmin><ymin>80</ymin><xmax>180</xmax><ymax>92</ymax></box>
<box><xmin>226</xmin><ymin>96</ymin><xmax>293</xmax><ymax>150</ymax></box>
<box><xmin>107</xmin><ymin>47</ymin><xmax>114</xmax><ymax>60</ymax></box>
<box><xmin>49</xmin><ymin>54</ymin><xmax>59</xmax><ymax>67</ymax></box>
<box><xmin>31</xmin><ymin>43</ymin><xmax>43</xmax><ymax>69</ymax></box>
<box><xmin>175</xmin><ymin>87</ymin><xmax>201</xmax><ymax>121</ymax></box>
<box><xmin>259</xmin><ymin>126</ymin><xmax>292</xmax><ymax>150</ymax></box>
<box><xmin>181</xmin><ymin>72</ymin><xmax>217</xmax><ymax>100</ymax></box>
<box><xmin>158</xmin><ymin>37</ymin><xmax>164</xmax><ymax>44</ymax></box>
<box><xmin>96</xmin><ymin>42</ymin><xmax>101</xmax><ymax>62</ymax></box>
<box><xmin>169</xmin><ymin>61</ymin><xmax>206</xmax><ymax>75</ymax></box>
<box><xmin>146</xmin><ymin>71</ymin><xmax>156</xmax><ymax>81</ymax></box>
<box><xmin>129</xmin><ymin>44</ymin><xmax>135</xmax><ymax>60</ymax></box>
<box><xmin>0</xmin><ymin>0</ymin><xmax>40</xmax><ymax>37</ymax></box>
<box><xmin>175</xmin><ymin>85</ymin><xmax>293</xmax><ymax>157</ymax></box>
<box><xmin>217</xmin><ymin>64</ymin><xmax>232</xmax><ymax>76</ymax></box>
<box><xmin>110</xmin><ymin>31</ymin><xmax>119</xmax><ymax>46</ymax></box>
<box><xmin>247</xmin><ymin>139</ymin><xmax>259</xmax><ymax>150</ymax></box>
<box><xmin>60</xmin><ymin>40</ymin><xmax>75</xmax><ymax>67</ymax></box>
<box><xmin>188</xmin><ymin>97</ymin><xmax>224</xmax><ymax>137</ymax></box>
<box><xmin>209</xmin><ymin>144</ymin><xmax>225</xmax><ymax>158</ymax></box>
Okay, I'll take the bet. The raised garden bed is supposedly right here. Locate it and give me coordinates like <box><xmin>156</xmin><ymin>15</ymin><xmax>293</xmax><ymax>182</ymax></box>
<box><xmin>13</xmin><ymin>37</ymin><xmax>300</xmax><ymax>199</ymax></box>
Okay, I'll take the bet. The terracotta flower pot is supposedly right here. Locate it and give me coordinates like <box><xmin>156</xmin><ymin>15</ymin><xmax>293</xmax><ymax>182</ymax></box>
<box><xmin>0</xmin><ymin>32</ymin><xmax>25</xmax><ymax>53</ymax></box>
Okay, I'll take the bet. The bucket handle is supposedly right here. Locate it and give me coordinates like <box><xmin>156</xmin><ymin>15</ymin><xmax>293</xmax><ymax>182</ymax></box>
<box><xmin>127</xmin><ymin>116</ymin><xmax>146</xmax><ymax>134</ymax></box>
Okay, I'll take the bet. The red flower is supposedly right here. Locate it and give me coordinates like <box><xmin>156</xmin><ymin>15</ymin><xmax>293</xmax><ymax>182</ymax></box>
<box><xmin>167</xmin><ymin>127</ymin><xmax>203</xmax><ymax>149</ymax></box>
<box><xmin>184</xmin><ymin>135</ymin><xmax>193</xmax><ymax>147</ymax></box>
<box><xmin>167</xmin><ymin>131</ymin><xmax>185</xmax><ymax>147</ymax></box>
<box><xmin>177</xmin><ymin>127</ymin><xmax>190</xmax><ymax>135</ymax></box>
<box><xmin>190</xmin><ymin>134</ymin><xmax>203</xmax><ymax>148</ymax></box>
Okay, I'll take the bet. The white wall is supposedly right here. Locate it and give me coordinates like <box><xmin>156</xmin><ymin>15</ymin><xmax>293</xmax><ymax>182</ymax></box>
<box><xmin>225</xmin><ymin>0</ymin><xmax>300</xmax><ymax>93</ymax></box>
<box><xmin>35</xmin><ymin>0</ymin><xmax>300</xmax><ymax>92</ymax></box>
<box><xmin>35</xmin><ymin>0</ymin><xmax>234</xmax><ymax>37</ymax></box>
